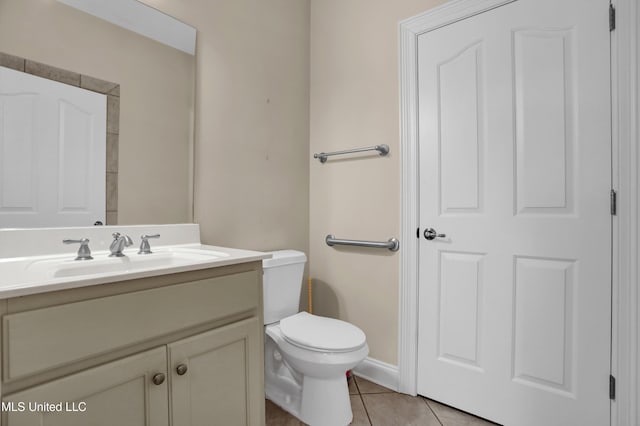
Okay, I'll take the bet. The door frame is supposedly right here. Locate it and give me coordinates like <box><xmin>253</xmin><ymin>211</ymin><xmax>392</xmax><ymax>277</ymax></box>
<box><xmin>398</xmin><ymin>0</ymin><xmax>639</xmax><ymax>424</ymax></box>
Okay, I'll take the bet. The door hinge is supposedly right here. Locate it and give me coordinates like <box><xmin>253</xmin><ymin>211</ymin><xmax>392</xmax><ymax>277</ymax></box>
<box><xmin>610</xmin><ymin>375</ymin><xmax>616</xmax><ymax>400</ymax></box>
<box><xmin>611</xmin><ymin>189</ymin><xmax>617</xmax><ymax>215</ymax></box>
<box><xmin>610</xmin><ymin>4</ymin><xmax>616</xmax><ymax>31</ymax></box>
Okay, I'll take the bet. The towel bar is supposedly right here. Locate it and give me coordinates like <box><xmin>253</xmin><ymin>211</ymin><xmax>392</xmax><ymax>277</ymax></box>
<box><xmin>325</xmin><ymin>234</ymin><xmax>399</xmax><ymax>252</ymax></box>
<box><xmin>314</xmin><ymin>144</ymin><xmax>389</xmax><ymax>163</ymax></box>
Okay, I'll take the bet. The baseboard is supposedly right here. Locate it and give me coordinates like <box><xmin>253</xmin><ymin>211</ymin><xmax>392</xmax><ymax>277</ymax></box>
<box><xmin>352</xmin><ymin>357</ymin><xmax>399</xmax><ymax>392</ymax></box>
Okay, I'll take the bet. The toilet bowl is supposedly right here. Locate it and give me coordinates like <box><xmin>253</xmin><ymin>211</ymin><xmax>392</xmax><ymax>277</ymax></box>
<box><xmin>262</xmin><ymin>251</ymin><xmax>369</xmax><ymax>426</ymax></box>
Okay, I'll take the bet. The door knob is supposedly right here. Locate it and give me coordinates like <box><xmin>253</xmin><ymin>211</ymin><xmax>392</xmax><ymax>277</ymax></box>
<box><xmin>424</xmin><ymin>228</ymin><xmax>446</xmax><ymax>240</ymax></box>
<box><xmin>152</xmin><ymin>373</ymin><xmax>166</xmax><ymax>385</ymax></box>
<box><xmin>176</xmin><ymin>364</ymin><xmax>188</xmax><ymax>376</ymax></box>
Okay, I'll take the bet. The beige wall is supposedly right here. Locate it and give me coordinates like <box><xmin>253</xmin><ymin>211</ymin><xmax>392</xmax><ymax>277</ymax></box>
<box><xmin>1</xmin><ymin>0</ymin><xmax>444</xmax><ymax>367</ymax></box>
<box><xmin>0</xmin><ymin>0</ymin><xmax>195</xmax><ymax>225</ymax></box>
<box><xmin>0</xmin><ymin>0</ymin><xmax>309</xmax><ymax>256</ymax></box>
<box><xmin>146</xmin><ymin>0</ymin><xmax>311</xmax><ymax>255</ymax></box>
<box><xmin>309</xmin><ymin>0</ymin><xmax>445</xmax><ymax>365</ymax></box>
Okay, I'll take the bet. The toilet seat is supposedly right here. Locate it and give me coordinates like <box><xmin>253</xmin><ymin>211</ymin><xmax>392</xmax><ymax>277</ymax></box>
<box><xmin>279</xmin><ymin>312</ymin><xmax>366</xmax><ymax>353</ymax></box>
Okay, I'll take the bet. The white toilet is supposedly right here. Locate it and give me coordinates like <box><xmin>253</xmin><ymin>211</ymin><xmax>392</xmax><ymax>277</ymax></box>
<box><xmin>263</xmin><ymin>250</ymin><xmax>369</xmax><ymax>426</ymax></box>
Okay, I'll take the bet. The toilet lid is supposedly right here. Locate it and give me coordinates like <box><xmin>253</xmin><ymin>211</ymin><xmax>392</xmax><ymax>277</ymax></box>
<box><xmin>279</xmin><ymin>312</ymin><xmax>366</xmax><ymax>352</ymax></box>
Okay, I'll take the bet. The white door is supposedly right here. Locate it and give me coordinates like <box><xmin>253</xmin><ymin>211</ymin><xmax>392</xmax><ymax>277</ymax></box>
<box><xmin>416</xmin><ymin>1</ymin><xmax>611</xmax><ymax>425</ymax></box>
<box><xmin>0</xmin><ymin>66</ymin><xmax>106</xmax><ymax>228</ymax></box>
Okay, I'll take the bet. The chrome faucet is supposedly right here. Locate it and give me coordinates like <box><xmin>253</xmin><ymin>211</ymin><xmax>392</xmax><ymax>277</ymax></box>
<box><xmin>109</xmin><ymin>232</ymin><xmax>133</xmax><ymax>257</ymax></box>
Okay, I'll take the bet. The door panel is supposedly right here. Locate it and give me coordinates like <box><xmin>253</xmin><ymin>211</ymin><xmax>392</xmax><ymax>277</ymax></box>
<box><xmin>439</xmin><ymin>42</ymin><xmax>483</xmax><ymax>213</ymax></box>
<box><xmin>438</xmin><ymin>251</ymin><xmax>484</xmax><ymax>368</ymax></box>
<box><xmin>417</xmin><ymin>1</ymin><xmax>611</xmax><ymax>425</ymax></box>
<box><xmin>514</xmin><ymin>29</ymin><xmax>575</xmax><ymax>214</ymax></box>
<box><xmin>513</xmin><ymin>257</ymin><xmax>575</xmax><ymax>393</ymax></box>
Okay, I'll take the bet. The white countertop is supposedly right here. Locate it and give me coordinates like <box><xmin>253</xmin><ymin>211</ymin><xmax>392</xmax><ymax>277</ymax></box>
<box><xmin>0</xmin><ymin>224</ymin><xmax>271</xmax><ymax>299</ymax></box>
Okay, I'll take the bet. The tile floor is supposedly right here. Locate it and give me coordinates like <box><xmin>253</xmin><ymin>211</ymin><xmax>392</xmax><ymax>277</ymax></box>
<box><xmin>265</xmin><ymin>375</ymin><xmax>499</xmax><ymax>426</ymax></box>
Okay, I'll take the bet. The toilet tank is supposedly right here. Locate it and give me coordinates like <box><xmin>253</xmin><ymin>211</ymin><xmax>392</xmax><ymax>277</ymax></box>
<box><xmin>262</xmin><ymin>250</ymin><xmax>307</xmax><ymax>325</ymax></box>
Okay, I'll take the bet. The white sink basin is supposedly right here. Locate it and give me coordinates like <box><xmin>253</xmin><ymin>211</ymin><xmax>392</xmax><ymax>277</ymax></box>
<box><xmin>0</xmin><ymin>224</ymin><xmax>270</xmax><ymax>300</ymax></box>
<box><xmin>0</xmin><ymin>245</ymin><xmax>238</xmax><ymax>294</ymax></box>
<box><xmin>29</xmin><ymin>247</ymin><xmax>230</xmax><ymax>279</ymax></box>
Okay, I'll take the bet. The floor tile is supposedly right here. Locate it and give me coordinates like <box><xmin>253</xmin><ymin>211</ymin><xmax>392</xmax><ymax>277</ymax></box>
<box><xmin>351</xmin><ymin>395</ymin><xmax>372</xmax><ymax>425</ymax></box>
<box><xmin>266</xmin><ymin>397</ymin><xmax>371</xmax><ymax>426</ymax></box>
<box><xmin>348</xmin><ymin>375</ymin><xmax>359</xmax><ymax>395</ymax></box>
<box><xmin>362</xmin><ymin>393</ymin><xmax>441</xmax><ymax>426</ymax></box>
<box><xmin>426</xmin><ymin>399</ymin><xmax>499</xmax><ymax>426</ymax></box>
<box><xmin>265</xmin><ymin>399</ymin><xmax>305</xmax><ymax>426</ymax></box>
<box><xmin>355</xmin><ymin>376</ymin><xmax>394</xmax><ymax>394</ymax></box>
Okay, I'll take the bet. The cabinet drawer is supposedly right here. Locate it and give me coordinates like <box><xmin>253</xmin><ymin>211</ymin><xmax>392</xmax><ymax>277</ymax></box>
<box><xmin>3</xmin><ymin>270</ymin><xmax>259</xmax><ymax>381</ymax></box>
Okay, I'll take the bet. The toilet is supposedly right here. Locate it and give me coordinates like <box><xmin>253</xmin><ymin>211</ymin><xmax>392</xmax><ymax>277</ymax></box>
<box><xmin>263</xmin><ymin>250</ymin><xmax>369</xmax><ymax>426</ymax></box>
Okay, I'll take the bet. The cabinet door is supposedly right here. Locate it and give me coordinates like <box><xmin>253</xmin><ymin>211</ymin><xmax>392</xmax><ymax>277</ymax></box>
<box><xmin>2</xmin><ymin>347</ymin><xmax>169</xmax><ymax>426</ymax></box>
<box><xmin>169</xmin><ymin>317</ymin><xmax>264</xmax><ymax>426</ymax></box>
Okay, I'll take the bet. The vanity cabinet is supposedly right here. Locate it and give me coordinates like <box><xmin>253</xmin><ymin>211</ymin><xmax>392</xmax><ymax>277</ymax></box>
<box><xmin>0</xmin><ymin>262</ymin><xmax>265</xmax><ymax>426</ymax></box>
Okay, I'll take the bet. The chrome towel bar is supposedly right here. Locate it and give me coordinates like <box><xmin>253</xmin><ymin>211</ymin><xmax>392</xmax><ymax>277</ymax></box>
<box><xmin>314</xmin><ymin>144</ymin><xmax>389</xmax><ymax>163</ymax></box>
<box><xmin>325</xmin><ymin>234</ymin><xmax>399</xmax><ymax>252</ymax></box>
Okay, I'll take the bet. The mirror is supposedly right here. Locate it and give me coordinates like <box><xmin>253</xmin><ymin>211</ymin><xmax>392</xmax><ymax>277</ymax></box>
<box><xmin>0</xmin><ymin>0</ymin><xmax>196</xmax><ymax>228</ymax></box>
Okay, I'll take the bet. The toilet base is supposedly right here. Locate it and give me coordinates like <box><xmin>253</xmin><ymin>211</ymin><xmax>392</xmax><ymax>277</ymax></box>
<box><xmin>265</xmin><ymin>334</ymin><xmax>304</xmax><ymax>418</ymax></box>
<box><xmin>265</xmin><ymin>382</ymin><xmax>302</xmax><ymax>418</ymax></box>
<box><xmin>265</xmin><ymin>372</ymin><xmax>353</xmax><ymax>426</ymax></box>
<box><xmin>299</xmin><ymin>375</ymin><xmax>352</xmax><ymax>426</ymax></box>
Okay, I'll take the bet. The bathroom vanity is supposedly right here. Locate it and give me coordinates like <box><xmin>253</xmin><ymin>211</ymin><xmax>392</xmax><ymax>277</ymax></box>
<box><xmin>0</xmin><ymin>224</ymin><xmax>268</xmax><ymax>426</ymax></box>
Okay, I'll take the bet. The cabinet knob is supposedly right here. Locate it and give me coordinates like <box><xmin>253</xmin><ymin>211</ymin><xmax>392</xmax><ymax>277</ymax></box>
<box><xmin>176</xmin><ymin>364</ymin><xmax>188</xmax><ymax>376</ymax></box>
<box><xmin>152</xmin><ymin>373</ymin><xmax>166</xmax><ymax>385</ymax></box>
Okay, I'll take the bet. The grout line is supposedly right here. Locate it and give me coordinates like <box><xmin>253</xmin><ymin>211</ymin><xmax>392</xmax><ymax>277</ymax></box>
<box><xmin>423</xmin><ymin>398</ymin><xmax>444</xmax><ymax>426</ymax></box>
<box><xmin>359</xmin><ymin>393</ymin><xmax>373</xmax><ymax>425</ymax></box>
<box><xmin>354</xmin><ymin>376</ymin><xmax>373</xmax><ymax>425</ymax></box>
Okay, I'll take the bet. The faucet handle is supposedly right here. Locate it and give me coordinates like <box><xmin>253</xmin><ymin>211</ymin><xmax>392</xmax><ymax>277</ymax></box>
<box><xmin>139</xmin><ymin>234</ymin><xmax>160</xmax><ymax>255</ymax></box>
<box><xmin>63</xmin><ymin>238</ymin><xmax>93</xmax><ymax>261</ymax></box>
